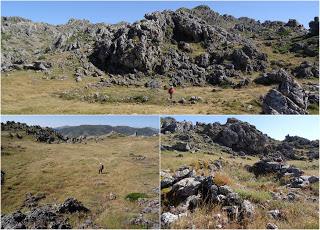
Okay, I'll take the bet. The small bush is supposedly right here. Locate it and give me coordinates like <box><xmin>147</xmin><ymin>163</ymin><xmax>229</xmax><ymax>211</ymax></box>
<box><xmin>213</xmin><ymin>173</ymin><xmax>232</xmax><ymax>186</ymax></box>
<box><xmin>234</xmin><ymin>188</ymin><xmax>272</xmax><ymax>203</ymax></box>
<box><xmin>125</xmin><ymin>192</ymin><xmax>148</xmax><ymax>201</ymax></box>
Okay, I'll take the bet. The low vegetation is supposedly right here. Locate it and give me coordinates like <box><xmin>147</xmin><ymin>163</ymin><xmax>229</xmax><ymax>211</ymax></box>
<box><xmin>161</xmin><ymin>149</ymin><xmax>319</xmax><ymax>229</ymax></box>
<box><xmin>1</xmin><ymin>132</ymin><xmax>159</xmax><ymax>228</ymax></box>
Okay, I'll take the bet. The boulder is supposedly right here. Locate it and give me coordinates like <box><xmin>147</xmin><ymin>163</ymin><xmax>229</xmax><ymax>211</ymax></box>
<box><xmin>145</xmin><ymin>80</ymin><xmax>161</xmax><ymax>89</ymax></box>
<box><xmin>161</xmin><ymin>212</ymin><xmax>178</xmax><ymax>226</ymax></box>
<box><xmin>255</xmin><ymin>69</ymin><xmax>291</xmax><ymax>85</ymax></box>
<box><xmin>172</xmin><ymin>142</ymin><xmax>191</xmax><ymax>152</ymax></box>
<box><xmin>309</xmin><ymin>17</ymin><xmax>319</xmax><ymax>36</ymax></box>
<box><xmin>170</xmin><ymin>177</ymin><xmax>201</xmax><ymax>201</ymax></box>
<box><xmin>57</xmin><ymin>198</ymin><xmax>89</xmax><ymax>213</ymax></box>
<box><xmin>293</xmin><ymin>61</ymin><xmax>319</xmax><ymax>79</ymax></box>
<box><xmin>1</xmin><ymin>170</ymin><xmax>5</xmax><ymax>185</ymax></box>
<box><xmin>224</xmin><ymin>192</ymin><xmax>243</xmax><ymax>206</ymax></box>
<box><xmin>262</xmin><ymin>77</ymin><xmax>308</xmax><ymax>115</ymax></box>
<box><xmin>174</xmin><ymin>166</ymin><xmax>194</xmax><ymax>181</ymax></box>
<box><xmin>266</xmin><ymin>223</ymin><xmax>278</xmax><ymax>229</ymax></box>
<box><xmin>161</xmin><ymin>117</ymin><xmax>193</xmax><ymax>134</ymax></box>
<box><xmin>218</xmin><ymin>185</ymin><xmax>233</xmax><ymax>196</ymax></box>
<box><xmin>195</xmin><ymin>53</ymin><xmax>210</xmax><ymax>67</ymax></box>
<box><xmin>239</xmin><ymin>200</ymin><xmax>255</xmax><ymax>220</ymax></box>
<box><xmin>161</xmin><ymin>174</ymin><xmax>175</xmax><ymax>189</ymax></box>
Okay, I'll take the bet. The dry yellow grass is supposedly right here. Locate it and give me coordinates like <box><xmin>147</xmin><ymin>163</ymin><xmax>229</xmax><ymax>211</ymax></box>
<box><xmin>161</xmin><ymin>149</ymin><xmax>319</xmax><ymax>229</ymax></box>
<box><xmin>1</xmin><ymin>70</ymin><xmax>273</xmax><ymax>114</ymax></box>
<box><xmin>1</xmin><ymin>132</ymin><xmax>159</xmax><ymax>228</ymax></box>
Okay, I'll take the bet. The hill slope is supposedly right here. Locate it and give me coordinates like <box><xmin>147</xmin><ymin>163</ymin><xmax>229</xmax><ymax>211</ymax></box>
<box><xmin>56</xmin><ymin>125</ymin><xmax>158</xmax><ymax>137</ymax></box>
<box><xmin>1</xmin><ymin>6</ymin><xmax>318</xmax><ymax>114</ymax></box>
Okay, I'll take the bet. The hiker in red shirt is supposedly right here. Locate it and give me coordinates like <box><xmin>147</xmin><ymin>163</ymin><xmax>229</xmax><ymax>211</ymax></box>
<box><xmin>168</xmin><ymin>86</ymin><xmax>175</xmax><ymax>100</ymax></box>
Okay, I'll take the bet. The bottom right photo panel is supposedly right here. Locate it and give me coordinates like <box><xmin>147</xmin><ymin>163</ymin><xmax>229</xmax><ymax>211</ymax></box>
<box><xmin>160</xmin><ymin>115</ymin><xmax>319</xmax><ymax>229</ymax></box>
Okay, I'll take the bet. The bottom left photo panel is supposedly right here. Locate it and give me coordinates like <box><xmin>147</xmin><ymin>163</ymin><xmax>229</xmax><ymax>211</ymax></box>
<box><xmin>1</xmin><ymin>115</ymin><xmax>160</xmax><ymax>229</ymax></box>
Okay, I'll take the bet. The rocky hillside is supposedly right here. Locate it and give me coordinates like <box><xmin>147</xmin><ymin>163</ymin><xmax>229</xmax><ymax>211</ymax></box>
<box><xmin>1</xmin><ymin>121</ymin><xmax>66</xmax><ymax>143</ymax></box>
<box><xmin>56</xmin><ymin>124</ymin><xmax>158</xmax><ymax>137</ymax></box>
<box><xmin>1</xmin><ymin>6</ymin><xmax>318</xmax><ymax>114</ymax></box>
<box><xmin>161</xmin><ymin>117</ymin><xmax>319</xmax><ymax>160</ymax></box>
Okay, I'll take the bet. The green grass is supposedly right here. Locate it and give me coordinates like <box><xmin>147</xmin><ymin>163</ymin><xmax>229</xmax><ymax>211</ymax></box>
<box><xmin>308</xmin><ymin>103</ymin><xmax>319</xmax><ymax>115</ymax></box>
<box><xmin>125</xmin><ymin>192</ymin><xmax>148</xmax><ymax>201</ymax></box>
<box><xmin>234</xmin><ymin>188</ymin><xmax>272</xmax><ymax>203</ymax></box>
<box><xmin>189</xmin><ymin>42</ymin><xmax>206</xmax><ymax>58</ymax></box>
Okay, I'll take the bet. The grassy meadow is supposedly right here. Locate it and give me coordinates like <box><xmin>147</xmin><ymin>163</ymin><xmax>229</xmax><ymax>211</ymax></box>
<box><xmin>1</xmin><ymin>131</ymin><xmax>159</xmax><ymax>228</ymax></box>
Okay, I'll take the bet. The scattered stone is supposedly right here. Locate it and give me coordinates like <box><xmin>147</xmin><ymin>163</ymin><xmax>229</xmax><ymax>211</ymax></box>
<box><xmin>266</xmin><ymin>223</ymin><xmax>278</xmax><ymax>229</ymax></box>
<box><xmin>108</xmin><ymin>192</ymin><xmax>117</xmax><ymax>200</ymax></box>
<box><xmin>161</xmin><ymin>212</ymin><xmax>179</xmax><ymax>226</ymax></box>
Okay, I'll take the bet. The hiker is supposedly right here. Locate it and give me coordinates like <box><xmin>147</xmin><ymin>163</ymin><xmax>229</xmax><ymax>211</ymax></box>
<box><xmin>168</xmin><ymin>86</ymin><xmax>175</xmax><ymax>100</ymax></box>
<box><xmin>98</xmin><ymin>163</ymin><xmax>104</xmax><ymax>174</ymax></box>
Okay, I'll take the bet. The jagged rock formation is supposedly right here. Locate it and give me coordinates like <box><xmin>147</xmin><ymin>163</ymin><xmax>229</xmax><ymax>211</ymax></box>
<box><xmin>248</xmin><ymin>159</ymin><xmax>319</xmax><ymax>189</ymax></box>
<box><xmin>161</xmin><ymin>166</ymin><xmax>255</xmax><ymax>228</ymax></box>
<box><xmin>1</xmin><ymin>121</ymin><xmax>66</xmax><ymax>143</ymax></box>
<box><xmin>254</xmin><ymin>69</ymin><xmax>310</xmax><ymax>114</ymax></box>
<box><xmin>262</xmin><ymin>78</ymin><xmax>309</xmax><ymax>115</ymax></box>
<box><xmin>1</xmin><ymin>196</ymin><xmax>90</xmax><ymax>229</ymax></box>
<box><xmin>161</xmin><ymin>117</ymin><xmax>319</xmax><ymax>160</ymax></box>
<box><xmin>1</xmin><ymin>6</ymin><xmax>318</xmax><ymax>114</ymax></box>
<box><xmin>2</xmin><ymin>7</ymin><xmax>318</xmax><ymax>88</ymax></box>
<box><xmin>309</xmin><ymin>17</ymin><xmax>319</xmax><ymax>36</ymax></box>
<box><xmin>1</xmin><ymin>121</ymin><xmax>158</xmax><ymax>145</ymax></box>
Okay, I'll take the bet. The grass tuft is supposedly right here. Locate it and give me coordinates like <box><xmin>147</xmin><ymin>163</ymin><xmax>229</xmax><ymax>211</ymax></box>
<box><xmin>213</xmin><ymin>173</ymin><xmax>232</xmax><ymax>186</ymax></box>
<box><xmin>234</xmin><ymin>188</ymin><xmax>272</xmax><ymax>203</ymax></box>
<box><xmin>125</xmin><ymin>192</ymin><xmax>148</xmax><ymax>201</ymax></box>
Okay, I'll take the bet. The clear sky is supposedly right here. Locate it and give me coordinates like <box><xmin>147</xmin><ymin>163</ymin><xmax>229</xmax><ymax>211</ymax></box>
<box><xmin>1</xmin><ymin>1</ymin><xmax>318</xmax><ymax>28</ymax></box>
<box><xmin>1</xmin><ymin>115</ymin><xmax>160</xmax><ymax>129</ymax></box>
<box><xmin>162</xmin><ymin>115</ymin><xmax>320</xmax><ymax>141</ymax></box>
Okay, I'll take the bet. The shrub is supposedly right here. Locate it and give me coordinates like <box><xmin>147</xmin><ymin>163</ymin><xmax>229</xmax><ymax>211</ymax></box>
<box><xmin>125</xmin><ymin>192</ymin><xmax>148</xmax><ymax>201</ymax></box>
<box><xmin>213</xmin><ymin>173</ymin><xmax>232</xmax><ymax>186</ymax></box>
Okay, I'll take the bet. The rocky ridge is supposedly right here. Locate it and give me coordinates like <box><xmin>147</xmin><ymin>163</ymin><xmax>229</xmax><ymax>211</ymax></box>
<box><xmin>161</xmin><ymin>117</ymin><xmax>319</xmax><ymax>160</ymax></box>
<box><xmin>1</xmin><ymin>194</ymin><xmax>92</xmax><ymax>229</ymax></box>
<box><xmin>2</xmin><ymin>6</ymin><xmax>318</xmax><ymax>114</ymax></box>
<box><xmin>1</xmin><ymin>121</ymin><xmax>66</xmax><ymax>144</ymax></box>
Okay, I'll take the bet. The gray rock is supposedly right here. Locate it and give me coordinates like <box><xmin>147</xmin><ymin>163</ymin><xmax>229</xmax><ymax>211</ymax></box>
<box><xmin>255</xmin><ymin>69</ymin><xmax>291</xmax><ymax>85</ymax></box>
<box><xmin>161</xmin><ymin>212</ymin><xmax>178</xmax><ymax>226</ymax></box>
<box><xmin>161</xmin><ymin>175</ymin><xmax>175</xmax><ymax>189</ymax></box>
<box><xmin>239</xmin><ymin>200</ymin><xmax>255</xmax><ymax>219</ymax></box>
<box><xmin>145</xmin><ymin>80</ymin><xmax>161</xmax><ymax>89</ymax></box>
<box><xmin>266</xmin><ymin>223</ymin><xmax>278</xmax><ymax>229</ymax></box>
<box><xmin>218</xmin><ymin>185</ymin><xmax>233</xmax><ymax>196</ymax></box>
<box><xmin>172</xmin><ymin>142</ymin><xmax>191</xmax><ymax>152</ymax></box>
<box><xmin>57</xmin><ymin>198</ymin><xmax>89</xmax><ymax>213</ymax></box>
<box><xmin>1</xmin><ymin>170</ymin><xmax>5</xmax><ymax>185</ymax></box>
<box><xmin>174</xmin><ymin>166</ymin><xmax>194</xmax><ymax>181</ymax></box>
<box><xmin>309</xmin><ymin>17</ymin><xmax>319</xmax><ymax>36</ymax></box>
<box><xmin>171</xmin><ymin>177</ymin><xmax>201</xmax><ymax>200</ymax></box>
<box><xmin>225</xmin><ymin>192</ymin><xmax>242</xmax><ymax>206</ymax></box>
<box><xmin>267</xmin><ymin>209</ymin><xmax>281</xmax><ymax>219</ymax></box>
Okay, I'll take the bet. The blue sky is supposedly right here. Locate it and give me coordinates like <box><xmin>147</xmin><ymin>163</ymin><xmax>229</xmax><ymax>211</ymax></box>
<box><xmin>1</xmin><ymin>1</ymin><xmax>318</xmax><ymax>27</ymax></box>
<box><xmin>162</xmin><ymin>115</ymin><xmax>320</xmax><ymax>140</ymax></box>
<box><xmin>1</xmin><ymin>115</ymin><xmax>159</xmax><ymax>129</ymax></box>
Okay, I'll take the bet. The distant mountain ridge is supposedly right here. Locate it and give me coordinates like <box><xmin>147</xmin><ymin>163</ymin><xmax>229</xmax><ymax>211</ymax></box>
<box><xmin>56</xmin><ymin>125</ymin><xmax>158</xmax><ymax>137</ymax></box>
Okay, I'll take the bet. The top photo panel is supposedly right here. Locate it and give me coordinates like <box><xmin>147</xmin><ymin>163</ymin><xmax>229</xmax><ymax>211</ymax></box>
<box><xmin>1</xmin><ymin>1</ymin><xmax>319</xmax><ymax>115</ymax></box>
